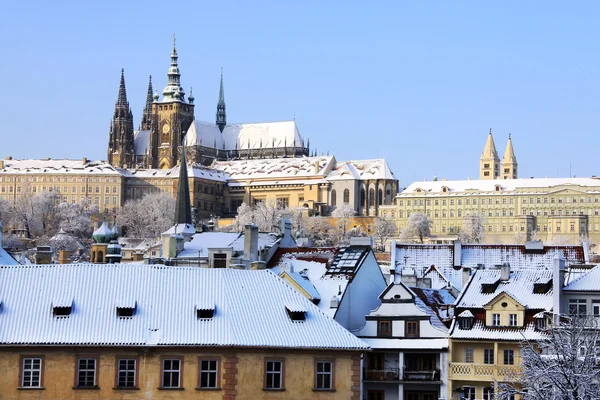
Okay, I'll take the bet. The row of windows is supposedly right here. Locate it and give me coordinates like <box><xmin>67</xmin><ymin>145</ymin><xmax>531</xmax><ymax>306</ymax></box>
<box><xmin>568</xmin><ymin>299</ymin><xmax>600</xmax><ymax>316</ymax></box>
<box><xmin>16</xmin><ymin>356</ymin><xmax>335</xmax><ymax>391</ymax></box>
<box><xmin>399</xmin><ymin>196</ymin><xmax>600</xmax><ymax>207</ymax></box>
<box><xmin>463</xmin><ymin>348</ymin><xmax>515</xmax><ymax>365</ymax></box>
<box><xmin>462</xmin><ymin>386</ymin><xmax>512</xmax><ymax>400</ymax></box>
<box><xmin>377</xmin><ymin>320</ymin><xmax>420</xmax><ymax>338</ymax></box>
<box><xmin>0</xmin><ymin>176</ymin><xmax>119</xmax><ymax>183</ymax></box>
<box><xmin>396</xmin><ymin>208</ymin><xmax>599</xmax><ymax>220</ymax></box>
<box><xmin>0</xmin><ymin>185</ymin><xmax>119</xmax><ymax>194</ymax></box>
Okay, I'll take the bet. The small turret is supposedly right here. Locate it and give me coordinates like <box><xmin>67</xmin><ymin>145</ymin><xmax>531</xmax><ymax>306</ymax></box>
<box><xmin>216</xmin><ymin>68</ymin><xmax>227</xmax><ymax>133</ymax></box>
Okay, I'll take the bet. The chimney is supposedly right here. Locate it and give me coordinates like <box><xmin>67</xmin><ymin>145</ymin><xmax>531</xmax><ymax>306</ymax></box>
<box><xmin>82</xmin><ymin>157</ymin><xmax>88</xmax><ymax>165</ymax></box>
<box><xmin>244</xmin><ymin>223</ymin><xmax>259</xmax><ymax>262</ymax></box>
<box><xmin>314</xmin><ymin>161</ymin><xmax>320</xmax><ymax>174</ymax></box>
<box><xmin>500</xmin><ymin>263</ymin><xmax>510</xmax><ymax>281</ymax></box>
<box><xmin>390</xmin><ymin>239</ymin><xmax>397</xmax><ymax>271</ymax></box>
<box><xmin>553</xmin><ymin>255</ymin><xmax>566</xmax><ymax>318</ymax></box>
<box><xmin>250</xmin><ymin>261</ymin><xmax>266</xmax><ymax>270</ymax></box>
<box><xmin>462</xmin><ymin>267</ymin><xmax>471</xmax><ymax>288</ymax></box>
<box><xmin>280</xmin><ymin>262</ymin><xmax>293</xmax><ymax>274</ymax></box>
<box><xmin>389</xmin><ymin>268</ymin><xmax>396</xmax><ymax>285</ymax></box>
<box><xmin>279</xmin><ymin>219</ymin><xmax>295</xmax><ymax>248</ymax></box>
<box><xmin>58</xmin><ymin>250</ymin><xmax>71</xmax><ymax>264</ymax></box>
<box><xmin>35</xmin><ymin>246</ymin><xmax>53</xmax><ymax>264</ymax></box>
<box><xmin>394</xmin><ymin>268</ymin><xmax>402</xmax><ymax>284</ymax></box>
<box><xmin>330</xmin><ymin>296</ymin><xmax>339</xmax><ymax>309</ymax></box>
<box><xmin>453</xmin><ymin>240</ymin><xmax>462</xmax><ymax>268</ymax></box>
<box><xmin>0</xmin><ymin>160</ymin><xmax>4</xmax><ymax>169</ymax></box>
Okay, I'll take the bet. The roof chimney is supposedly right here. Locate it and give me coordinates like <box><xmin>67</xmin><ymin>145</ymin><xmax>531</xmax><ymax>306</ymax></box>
<box><xmin>6</xmin><ymin>156</ymin><xmax>12</xmax><ymax>160</ymax></box>
<box><xmin>82</xmin><ymin>157</ymin><xmax>88</xmax><ymax>165</ymax></box>
<box><xmin>500</xmin><ymin>263</ymin><xmax>510</xmax><ymax>281</ymax></box>
<box><xmin>462</xmin><ymin>267</ymin><xmax>471</xmax><ymax>288</ymax></box>
<box><xmin>244</xmin><ymin>223</ymin><xmax>259</xmax><ymax>262</ymax></box>
<box><xmin>553</xmin><ymin>255</ymin><xmax>565</xmax><ymax>319</ymax></box>
<box><xmin>330</xmin><ymin>296</ymin><xmax>339</xmax><ymax>309</ymax></box>
<box><xmin>0</xmin><ymin>160</ymin><xmax>3</xmax><ymax>169</ymax></box>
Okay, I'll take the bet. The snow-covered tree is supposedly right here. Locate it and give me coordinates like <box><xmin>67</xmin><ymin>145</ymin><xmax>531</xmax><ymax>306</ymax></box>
<box><xmin>116</xmin><ymin>192</ymin><xmax>176</xmax><ymax>238</ymax></box>
<box><xmin>305</xmin><ymin>216</ymin><xmax>337</xmax><ymax>247</ymax></box>
<box><xmin>331</xmin><ymin>203</ymin><xmax>357</xmax><ymax>244</ymax></box>
<box><xmin>374</xmin><ymin>217</ymin><xmax>397</xmax><ymax>251</ymax></box>
<box><xmin>400</xmin><ymin>212</ymin><xmax>432</xmax><ymax>243</ymax></box>
<box><xmin>459</xmin><ymin>213</ymin><xmax>486</xmax><ymax>243</ymax></box>
<box><xmin>11</xmin><ymin>185</ymin><xmax>59</xmax><ymax>238</ymax></box>
<box><xmin>497</xmin><ymin>316</ymin><xmax>600</xmax><ymax>400</ymax></box>
<box><xmin>253</xmin><ymin>200</ymin><xmax>293</xmax><ymax>232</ymax></box>
<box><xmin>0</xmin><ymin>197</ymin><xmax>11</xmax><ymax>227</ymax></box>
<box><xmin>54</xmin><ymin>201</ymin><xmax>99</xmax><ymax>238</ymax></box>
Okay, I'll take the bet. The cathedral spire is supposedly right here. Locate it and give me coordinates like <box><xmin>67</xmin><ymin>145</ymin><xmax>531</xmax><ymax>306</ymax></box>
<box><xmin>216</xmin><ymin>68</ymin><xmax>227</xmax><ymax>133</ymax></box>
<box><xmin>117</xmin><ymin>68</ymin><xmax>128</xmax><ymax>106</ymax></box>
<box><xmin>479</xmin><ymin>128</ymin><xmax>500</xmax><ymax>180</ymax></box>
<box><xmin>501</xmin><ymin>134</ymin><xmax>518</xmax><ymax>179</ymax></box>
<box><xmin>108</xmin><ymin>69</ymin><xmax>134</xmax><ymax>168</ymax></box>
<box><xmin>174</xmin><ymin>143</ymin><xmax>192</xmax><ymax>225</ymax></box>
<box><xmin>141</xmin><ymin>75</ymin><xmax>153</xmax><ymax>130</ymax></box>
<box><xmin>162</xmin><ymin>34</ymin><xmax>185</xmax><ymax>102</ymax></box>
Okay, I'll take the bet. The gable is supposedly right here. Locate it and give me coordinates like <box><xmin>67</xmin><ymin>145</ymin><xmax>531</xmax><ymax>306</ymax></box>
<box><xmin>483</xmin><ymin>292</ymin><xmax>525</xmax><ymax>311</ymax></box>
<box><xmin>380</xmin><ymin>282</ymin><xmax>415</xmax><ymax>302</ymax></box>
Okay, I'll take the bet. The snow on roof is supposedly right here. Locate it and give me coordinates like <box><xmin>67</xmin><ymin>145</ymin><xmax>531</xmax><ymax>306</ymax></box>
<box><xmin>184</xmin><ymin>120</ymin><xmax>304</xmax><ymax>151</ymax></box>
<box><xmin>402</xmin><ymin>177</ymin><xmax>600</xmax><ymax>195</ymax></box>
<box><xmin>458</xmin><ymin>310</ymin><xmax>474</xmax><ymax>318</ymax></box>
<box><xmin>563</xmin><ymin>264</ymin><xmax>600</xmax><ymax>291</ymax></box>
<box><xmin>177</xmin><ymin>231</ymin><xmax>279</xmax><ymax>258</ymax></box>
<box><xmin>133</xmin><ymin>130</ymin><xmax>150</xmax><ymax>156</ymax></box>
<box><xmin>0</xmin><ymin>264</ymin><xmax>368</xmax><ymax>350</ymax></box>
<box><xmin>411</xmin><ymin>287</ymin><xmax>456</xmax><ymax>330</ymax></box>
<box><xmin>456</xmin><ymin>269</ymin><xmax>553</xmax><ymax>310</ymax></box>
<box><xmin>0</xmin><ymin>248</ymin><xmax>18</xmax><ymax>265</ymax></box>
<box><xmin>271</xmin><ymin>258</ymin><xmax>349</xmax><ymax>318</ymax></box>
<box><xmin>0</xmin><ymin>159</ymin><xmax>120</xmax><ymax>175</ymax></box>
<box><xmin>213</xmin><ymin>156</ymin><xmax>333</xmax><ymax>180</ymax></box>
<box><xmin>120</xmin><ymin>164</ymin><xmax>228</xmax><ymax>181</ymax></box>
<box><xmin>327</xmin><ymin>159</ymin><xmax>396</xmax><ymax>181</ymax></box>
<box><xmin>451</xmin><ymin>321</ymin><xmax>547</xmax><ymax>341</ymax></box>
<box><xmin>283</xmin><ymin>271</ymin><xmax>322</xmax><ymax>301</ymax></box>
<box><xmin>361</xmin><ymin>338</ymin><xmax>448</xmax><ymax>350</ymax></box>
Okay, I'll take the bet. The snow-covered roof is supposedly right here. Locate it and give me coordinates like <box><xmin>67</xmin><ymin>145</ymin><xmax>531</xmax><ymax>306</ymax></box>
<box><xmin>361</xmin><ymin>338</ymin><xmax>448</xmax><ymax>350</ymax></box>
<box><xmin>451</xmin><ymin>321</ymin><xmax>547</xmax><ymax>341</ymax></box>
<box><xmin>183</xmin><ymin>120</ymin><xmax>304</xmax><ymax>151</ymax></box>
<box><xmin>0</xmin><ymin>248</ymin><xmax>18</xmax><ymax>265</ymax></box>
<box><xmin>327</xmin><ymin>159</ymin><xmax>396</xmax><ymax>180</ymax></box>
<box><xmin>0</xmin><ymin>159</ymin><xmax>121</xmax><ymax>175</ymax></box>
<box><xmin>411</xmin><ymin>287</ymin><xmax>456</xmax><ymax>330</ymax></box>
<box><xmin>563</xmin><ymin>264</ymin><xmax>600</xmax><ymax>291</ymax></box>
<box><xmin>458</xmin><ymin>310</ymin><xmax>474</xmax><ymax>318</ymax></box>
<box><xmin>177</xmin><ymin>231</ymin><xmax>280</xmax><ymax>258</ymax></box>
<box><xmin>0</xmin><ymin>264</ymin><xmax>368</xmax><ymax>350</ymax></box>
<box><xmin>213</xmin><ymin>156</ymin><xmax>334</xmax><ymax>180</ymax></box>
<box><xmin>402</xmin><ymin>177</ymin><xmax>600</xmax><ymax>195</ymax></box>
<box><xmin>120</xmin><ymin>164</ymin><xmax>228</xmax><ymax>181</ymax></box>
<box><xmin>456</xmin><ymin>269</ymin><xmax>553</xmax><ymax>310</ymax></box>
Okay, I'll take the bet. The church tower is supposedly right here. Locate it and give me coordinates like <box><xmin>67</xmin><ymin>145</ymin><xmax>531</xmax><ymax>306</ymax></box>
<box><xmin>501</xmin><ymin>134</ymin><xmax>518</xmax><ymax>179</ymax></box>
<box><xmin>107</xmin><ymin>69</ymin><xmax>135</xmax><ymax>168</ymax></box>
<box><xmin>216</xmin><ymin>68</ymin><xmax>227</xmax><ymax>133</ymax></box>
<box><xmin>149</xmin><ymin>35</ymin><xmax>195</xmax><ymax>169</ymax></box>
<box><xmin>479</xmin><ymin>129</ymin><xmax>500</xmax><ymax>180</ymax></box>
<box><xmin>141</xmin><ymin>75</ymin><xmax>153</xmax><ymax>131</ymax></box>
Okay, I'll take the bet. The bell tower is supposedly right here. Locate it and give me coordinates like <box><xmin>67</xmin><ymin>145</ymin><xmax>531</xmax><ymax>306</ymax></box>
<box><xmin>479</xmin><ymin>129</ymin><xmax>500</xmax><ymax>180</ymax></box>
<box><xmin>149</xmin><ymin>35</ymin><xmax>195</xmax><ymax>169</ymax></box>
<box><xmin>107</xmin><ymin>69</ymin><xmax>134</xmax><ymax>168</ymax></box>
<box><xmin>501</xmin><ymin>134</ymin><xmax>518</xmax><ymax>179</ymax></box>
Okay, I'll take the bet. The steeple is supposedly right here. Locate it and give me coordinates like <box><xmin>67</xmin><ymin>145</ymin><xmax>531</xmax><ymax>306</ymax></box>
<box><xmin>479</xmin><ymin>128</ymin><xmax>500</xmax><ymax>180</ymax></box>
<box><xmin>162</xmin><ymin>34</ymin><xmax>186</xmax><ymax>102</ymax></box>
<box><xmin>501</xmin><ymin>134</ymin><xmax>518</xmax><ymax>179</ymax></box>
<box><xmin>216</xmin><ymin>68</ymin><xmax>227</xmax><ymax>133</ymax></box>
<box><xmin>107</xmin><ymin>69</ymin><xmax>135</xmax><ymax>168</ymax></box>
<box><xmin>174</xmin><ymin>144</ymin><xmax>193</xmax><ymax>225</ymax></box>
<box><xmin>141</xmin><ymin>75</ymin><xmax>153</xmax><ymax>130</ymax></box>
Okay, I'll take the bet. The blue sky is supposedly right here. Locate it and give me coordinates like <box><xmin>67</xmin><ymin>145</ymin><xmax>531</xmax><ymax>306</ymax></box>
<box><xmin>1</xmin><ymin>1</ymin><xmax>599</xmax><ymax>187</ymax></box>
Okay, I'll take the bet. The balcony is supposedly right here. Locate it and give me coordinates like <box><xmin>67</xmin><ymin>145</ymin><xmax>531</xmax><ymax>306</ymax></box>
<box><xmin>448</xmin><ymin>363</ymin><xmax>521</xmax><ymax>381</ymax></box>
<box><xmin>363</xmin><ymin>368</ymin><xmax>441</xmax><ymax>382</ymax></box>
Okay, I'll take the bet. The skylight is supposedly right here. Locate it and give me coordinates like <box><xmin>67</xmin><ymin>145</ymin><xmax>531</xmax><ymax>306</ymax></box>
<box><xmin>196</xmin><ymin>304</ymin><xmax>215</xmax><ymax>319</ymax></box>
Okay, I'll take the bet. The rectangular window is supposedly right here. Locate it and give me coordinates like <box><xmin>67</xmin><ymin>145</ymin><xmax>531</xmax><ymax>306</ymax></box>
<box><xmin>199</xmin><ymin>358</ymin><xmax>219</xmax><ymax>389</ymax></box>
<box><xmin>593</xmin><ymin>300</ymin><xmax>600</xmax><ymax>317</ymax></box>
<box><xmin>377</xmin><ymin>320</ymin><xmax>392</xmax><ymax>337</ymax></box>
<box><xmin>463</xmin><ymin>386</ymin><xmax>476</xmax><ymax>400</ymax></box>
<box><xmin>162</xmin><ymin>358</ymin><xmax>181</xmax><ymax>388</ymax></box>
<box><xmin>569</xmin><ymin>299</ymin><xmax>587</xmax><ymax>316</ymax></box>
<box><xmin>464</xmin><ymin>348</ymin><xmax>474</xmax><ymax>363</ymax></box>
<box><xmin>405</xmin><ymin>321</ymin><xmax>419</xmax><ymax>337</ymax></box>
<box><xmin>21</xmin><ymin>357</ymin><xmax>43</xmax><ymax>388</ymax></box>
<box><xmin>492</xmin><ymin>313</ymin><xmax>500</xmax><ymax>326</ymax></box>
<box><xmin>117</xmin><ymin>358</ymin><xmax>136</xmax><ymax>388</ymax></box>
<box><xmin>77</xmin><ymin>358</ymin><xmax>97</xmax><ymax>388</ymax></box>
<box><xmin>315</xmin><ymin>360</ymin><xmax>334</xmax><ymax>390</ymax></box>
<box><xmin>484</xmin><ymin>349</ymin><xmax>494</xmax><ymax>364</ymax></box>
<box><xmin>503</xmin><ymin>349</ymin><xmax>515</xmax><ymax>365</ymax></box>
<box><xmin>483</xmin><ymin>387</ymin><xmax>494</xmax><ymax>400</ymax></box>
<box><xmin>509</xmin><ymin>314</ymin><xmax>518</xmax><ymax>327</ymax></box>
<box><xmin>265</xmin><ymin>359</ymin><xmax>284</xmax><ymax>390</ymax></box>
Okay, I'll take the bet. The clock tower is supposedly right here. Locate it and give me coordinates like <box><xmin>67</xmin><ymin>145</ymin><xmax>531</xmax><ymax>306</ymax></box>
<box><xmin>149</xmin><ymin>36</ymin><xmax>195</xmax><ymax>169</ymax></box>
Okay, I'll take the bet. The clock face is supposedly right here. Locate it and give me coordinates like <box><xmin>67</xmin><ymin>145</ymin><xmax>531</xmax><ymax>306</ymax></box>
<box><xmin>162</xmin><ymin>123</ymin><xmax>170</xmax><ymax>134</ymax></box>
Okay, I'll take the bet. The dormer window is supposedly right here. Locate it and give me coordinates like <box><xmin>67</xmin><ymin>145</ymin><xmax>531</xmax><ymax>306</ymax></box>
<box><xmin>534</xmin><ymin>312</ymin><xmax>547</xmax><ymax>331</ymax></box>
<box><xmin>52</xmin><ymin>298</ymin><xmax>73</xmax><ymax>318</ymax></box>
<box><xmin>53</xmin><ymin>306</ymin><xmax>72</xmax><ymax>317</ymax></box>
<box><xmin>196</xmin><ymin>305</ymin><xmax>215</xmax><ymax>320</ymax></box>
<box><xmin>458</xmin><ymin>310</ymin><xmax>474</xmax><ymax>330</ymax></box>
<box><xmin>116</xmin><ymin>300</ymin><xmax>136</xmax><ymax>318</ymax></box>
<box><xmin>285</xmin><ymin>303</ymin><xmax>307</xmax><ymax>322</ymax></box>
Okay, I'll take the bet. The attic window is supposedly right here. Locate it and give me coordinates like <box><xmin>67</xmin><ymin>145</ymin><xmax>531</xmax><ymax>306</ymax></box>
<box><xmin>534</xmin><ymin>312</ymin><xmax>547</xmax><ymax>331</ymax></box>
<box><xmin>197</xmin><ymin>308</ymin><xmax>215</xmax><ymax>319</ymax></box>
<box><xmin>533</xmin><ymin>281</ymin><xmax>552</xmax><ymax>294</ymax></box>
<box><xmin>458</xmin><ymin>310</ymin><xmax>474</xmax><ymax>330</ymax></box>
<box><xmin>117</xmin><ymin>307</ymin><xmax>135</xmax><ymax>318</ymax></box>
<box><xmin>285</xmin><ymin>303</ymin><xmax>307</xmax><ymax>322</ymax></box>
<box><xmin>53</xmin><ymin>306</ymin><xmax>72</xmax><ymax>317</ymax></box>
<box><xmin>481</xmin><ymin>280</ymin><xmax>500</xmax><ymax>293</ymax></box>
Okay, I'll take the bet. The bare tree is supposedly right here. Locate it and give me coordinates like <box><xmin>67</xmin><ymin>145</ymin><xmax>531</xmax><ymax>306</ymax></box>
<box><xmin>374</xmin><ymin>217</ymin><xmax>397</xmax><ymax>251</ymax></box>
<box><xmin>11</xmin><ymin>184</ymin><xmax>59</xmax><ymax>238</ymax></box>
<box><xmin>54</xmin><ymin>200</ymin><xmax>99</xmax><ymax>238</ymax></box>
<box><xmin>332</xmin><ymin>203</ymin><xmax>356</xmax><ymax>244</ymax></box>
<box><xmin>400</xmin><ymin>212</ymin><xmax>432</xmax><ymax>243</ymax></box>
<box><xmin>459</xmin><ymin>213</ymin><xmax>486</xmax><ymax>243</ymax></box>
<box><xmin>497</xmin><ymin>316</ymin><xmax>600</xmax><ymax>400</ymax></box>
<box><xmin>305</xmin><ymin>216</ymin><xmax>337</xmax><ymax>247</ymax></box>
<box><xmin>117</xmin><ymin>192</ymin><xmax>176</xmax><ymax>238</ymax></box>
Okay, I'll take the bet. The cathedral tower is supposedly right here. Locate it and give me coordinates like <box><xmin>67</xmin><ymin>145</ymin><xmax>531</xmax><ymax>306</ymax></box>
<box><xmin>141</xmin><ymin>75</ymin><xmax>153</xmax><ymax>131</ymax></box>
<box><xmin>501</xmin><ymin>134</ymin><xmax>518</xmax><ymax>179</ymax></box>
<box><xmin>479</xmin><ymin>129</ymin><xmax>500</xmax><ymax>180</ymax></box>
<box><xmin>216</xmin><ymin>68</ymin><xmax>227</xmax><ymax>133</ymax></box>
<box><xmin>149</xmin><ymin>35</ymin><xmax>195</xmax><ymax>169</ymax></box>
<box><xmin>107</xmin><ymin>69</ymin><xmax>135</xmax><ymax>168</ymax></box>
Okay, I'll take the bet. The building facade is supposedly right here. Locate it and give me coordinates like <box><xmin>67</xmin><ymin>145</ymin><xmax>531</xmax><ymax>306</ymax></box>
<box><xmin>380</xmin><ymin>178</ymin><xmax>600</xmax><ymax>245</ymax></box>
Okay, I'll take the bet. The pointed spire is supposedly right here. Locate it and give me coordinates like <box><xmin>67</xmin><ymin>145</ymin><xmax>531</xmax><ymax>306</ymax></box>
<box><xmin>141</xmin><ymin>75</ymin><xmax>154</xmax><ymax>131</ymax></box>
<box><xmin>162</xmin><ymin>33</ymin><xmax>185</xmax><ymax>102</ymax></box>
<box><xmin>502</xmin><ymin>134</ymin><xmax>517</xmax><ymax>164</ymax></box>
<box><xmin>117</xmin><ymin>68</ymin><xmax>128</xmax><ymax>105</ymax></box>
<box><xmin>174</xmin><ymin>145</ymin><xmax>193</xmax><ymax>225</ymax></box>
<box><xmin>481</xmin><ymin>128</ymin><xmax>499</xmax><ymax>159</ymax></box>
<box><xmin>216</xmin><ymin>68</ymin><xmax>227</xmax><ymax>133</ymax></box>
<box><xmin>218</xmin><ymin>67</ymin><xmax>225</xmax><ymax>105</ymax></box>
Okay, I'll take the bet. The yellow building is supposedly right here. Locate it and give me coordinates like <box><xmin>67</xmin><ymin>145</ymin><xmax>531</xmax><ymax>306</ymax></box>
<box><xmin>380</xmin><ymin>177</ymin><xmax>600</xmax><ymax>245</ymax></box>
<box><xmin>0</xmin><ymin>264</ymin><xmax>366</xmax><ymax>400</ymax></box>
<box><xmin>448</xmin><ymin>264</ymin><xmax>552</xmax><ymax>400</ymax></box>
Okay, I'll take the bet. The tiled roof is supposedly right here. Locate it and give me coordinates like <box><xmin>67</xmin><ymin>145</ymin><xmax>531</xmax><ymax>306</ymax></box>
<box><xmin>0</xmin><ymin>159</ymin><xmax>120</xmax><ymax>175</ymax></box>
<box><xmin>563</xmin><ymin>264</ymin><xmax>600</xmax><ymax>291</ymax></box>
<box><xmin>0</xmin><ymin>264</ymin><xmax>368</xmax><ymax>350</ymax></box>
<box><xmin>213</xmin><ymin>156</ymin><xmax>333</xmax><ymax>180</ymax></box>
<box><xmin>456</xmin><ymin>269</ymin><xmax>553</xmax><ymax>310</ymax></box>
<box><xmin>451</xmin><ymin>321</ymin><xmax>547</xmax><ymax>341</ymax></box>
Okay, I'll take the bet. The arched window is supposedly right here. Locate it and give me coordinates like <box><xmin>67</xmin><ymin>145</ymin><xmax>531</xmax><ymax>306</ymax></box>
<box><xmin>331</xmin><ymin>189</ymin><xmax>337</xmax><ymax>206</ymax></box>
<box><xmin>386</xmin><ymin>184</ymin><xmax>392</xmax><ymax>204</ymax></box>
<box><xmin>343</xmin><ymin>189</ymin><xmax>350</xmax><ymax>204</ymax></box>
<box><xmin>369</xmin><ymin>188</ymin><xmax>375</xmax><ymax>207</ymax></box>
<box><xmin>378</xmin><ymin>189</ymin><xmax>383</xmax><ymax>206</ymax></box>
<box><xmin>360</xmin><ymin>189</ymin><xmax>366</xmax><ymax>205</ymax></box>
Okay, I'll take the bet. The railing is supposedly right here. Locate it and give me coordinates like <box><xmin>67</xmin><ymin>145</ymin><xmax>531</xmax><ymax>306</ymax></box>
<box><xmin>449</xmin><ymin>363</ymin><xmax>522</xmax><ymax>381</ymax></box>
<box><xmin>403</xmin><ymin>369</ymin><xmax>440</xmax><ymax>381</ymax></box>
<box><xmin>363</xmin><ymin>368</ymin><xmax>400</xmax><ymax>381</ymax></box>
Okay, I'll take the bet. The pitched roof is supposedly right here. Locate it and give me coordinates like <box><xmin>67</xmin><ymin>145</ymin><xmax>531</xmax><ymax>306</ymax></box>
<box><xmin>327</xmin><ymin>159</ymin><xmax>396</xmax><ymax>180</ymax></box>
<box><xmin>0</xmin><ymin>264</ymin><xmax>367</xmax><ymax>350</ymax></box>
<box><xmin>0</xmin><ymin>159</ymin><xmax>121</xmax><ymax>175</ymax></box>
<box><xmin>481</xmin><ymin>132</ymin><xmax>499</xmax><ymax>160</ymax></box>
<box><xmin>176</xmin><ymin>232</ymin><xmax>280</xmax><ymax>258</ymax></box>
<box><xmin>213</xmin><ymin>156</ymin><xmax>333</xmax><ymax>181</ymax></box>
<box><xmin>451</xmin><ymin>321</ymin><xmax>547</xmax><ymax>341</ymax></box>
<box><xmin>563</xmin><ymin>264</ymin><xmax>600</xmax><ymax>291</ymax></box>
